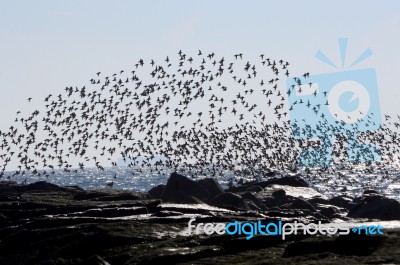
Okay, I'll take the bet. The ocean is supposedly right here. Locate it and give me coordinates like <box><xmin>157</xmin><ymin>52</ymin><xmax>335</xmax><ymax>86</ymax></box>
<box><xmin>3</xmin><ymin>164</ymin><xmax>400</xmax><ymax>201</ymax></box>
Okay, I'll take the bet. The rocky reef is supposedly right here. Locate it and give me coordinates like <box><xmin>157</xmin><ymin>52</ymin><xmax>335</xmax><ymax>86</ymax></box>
<box><xmin>1</xmin><ymin>173</ymin><xmax>400</xmax><ymax>264</ymax></box>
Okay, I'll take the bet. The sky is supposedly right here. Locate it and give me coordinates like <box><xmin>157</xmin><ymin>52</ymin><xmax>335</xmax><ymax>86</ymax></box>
<box><xmin>0</xmin><ymin>1</ymin><xmax>400</xmax><ymax>169</ymax></box>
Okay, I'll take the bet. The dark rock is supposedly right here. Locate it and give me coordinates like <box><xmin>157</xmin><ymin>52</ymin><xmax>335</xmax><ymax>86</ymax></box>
<box><xmin>161</xmin><ymin>173</ymin><xmax>210</xmax><ymax>203</ymax></box>
<box><xmin>263</xmin><ymin>184</ymin><xmax>325</xmax><ymax>201</ymax></box>
<box><xmin>65</xmin><ymin>185</ymin><xmax>85</xmax><ymax>191</ymax></box>
<box><xmin>73</xmin><ymin>190</ymin><xmax>146</xmax><ymax>201</ymax></box>
<box><xmin>73</xmin><ymin>207</ymin><xmax>148</xmax><ymax>217</ymax></box>
<box><xmin>264</xmin><ymin>170</ymin><xmax>277</xmax><ymax>177</ymax></box>
<box><xmin>0</xmin><ymin>213</ymin><xmax>7</xmax><ymax>224</ymax></box>
<box><xmin>246</xmin><ymin>185</ymin><xmax>263</xmax><ymax>193</ymax></box>
<box><xmin>74</xmin><ymin>190</ymin><xmax>113</xmax><ymax>200</ymax></box>
<box><xmin>272</xmin><ymin>189</ymin><xmax>286</xmax><ymax>200</ymax></box>
<box><xmin>348</xmin><ymin>195</ymin><xmax>400</xmax><ymax>220</ymax></box>
<box><xmin>0</xmin><ymin>180</ymin><xmax>18</xmax><ymax>186</ymax></box>
<box><xmin>363</xmin><ymin>189</ymin><xmax>379</xmax><ymax>195</ymax></box>
<box><xmin>152</xmin><ymin>210</ymin><xmax>183</xmax><ymax>217</ymax></box>
<box><xmin>244</xmin><ymin>199</ymin><xmax>261</xmax><ymax>210</ymax></box>
<box><xmin>1</xmin><ymin>179</ymin><xmax>400</xmax><ymax>265</ymax></box>
<box><xmin>180</xmin><ymin>196</ymin><xmax>206</xmax><ymax>204</ymax></box>
<box><xmin>133</xmin><ymin>245</ymin><xmax>224</xmax><ymax>265</ymax></box>
<box><xmin>197</xmin><ymin>178</ymin><xmax>224</xmax><ymax>197</ymax></box>
<box><xmin>226</xmin><ymin>175</ymin><xmax>309</xmax><ymax>193</ymax></box>
<box><xmin>246</xmin><ymin>185</ymin><xmax>263</xmax><ymax>192</ymax></box>
<box><xmin>0</xmin><ymin>183</ymin><xmax>20</xmax><ymax>200</ymax></box>
<box><xmin>316</xmin><ymin>204</ymin><xmax>342</xmax><ymax>219</ymax></box>
<box><xmin>307</xmin><ymin>197</ymin><xmax>330</xmax><ymax>206</ymax></box>
<box><xmin>0</xmin><ymin>181</ymin><xmax>20</xmax><ymax>193</ymax></box>
<box><xmin>78</xmin><ymin>255</ymin><xmax>111</xmax><ymax>265</ymax></box>
<box><xmin>19</xmin><ymin>181</ymin><xmax>67</xmax><ymax>192</ymax></box>
<box><xmin>211</xmin><ymin>192</ymin><xmax>249</xmax><ymax>210</ymax></box>
<box><xmin>0</xmin><ymin>194</ymin><xmax>19</xmax><ymax>202</ymax></box>
<box><xmin>283</xmin><ymin>233</ymin><xmax>385</xmax><ymax>257</ymax></box>
<box><xmin>284</xmin><ymin>197</ymin><xmax>316</xmax><ymax>211</ymax></box>
<box><xmin>255</xmin><ymin>188</ymin><xmax>288</xmax><ymax>208</ymax></box>
<box><xmin>329</xmin><ymin>195</ymin><xmax>353</xmax><ymax>209</ymax></box>
<box><xmin>91</xmin><ymin>193</ymin><xmax>142</xmax><ymax>201</ymax></box>
<box><xmin>258</xmin><ymin>175</ymin><xmax>309</xmax><ymax>188</ymax></box>
<box><xmin>319</xmin><ymin>207</ymin><xmax>337</xmax><ymax>219</ymax></box>
<box><xmin>148</xmin><ymin>184</ymin><xmax>165</xmax><ymax>199</ymax></box>
<box><xmin>260</xmin><ymin>196</ymin><xmax>281</xmax><ymax>208</ymax></box>
<box><xmin>225</xmin><ymin>184</ymin><xmax>252</xmax><ymax>193</ymax></box>
<box><xmin>143</xmin><ymin>199</ymin><xmax>162</xmax><ymax>213</ymax></box>
<box><xmin>241</xmin><ymin>192</ymin><xmax>265</xmax><ymax>209</ymax></box>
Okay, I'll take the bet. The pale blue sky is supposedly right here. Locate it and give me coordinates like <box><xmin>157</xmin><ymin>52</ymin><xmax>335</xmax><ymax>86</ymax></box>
<box><xmin>0</xmin><ymin>1</ymin><xmax>399</xmax><ymax>158</ymax></box>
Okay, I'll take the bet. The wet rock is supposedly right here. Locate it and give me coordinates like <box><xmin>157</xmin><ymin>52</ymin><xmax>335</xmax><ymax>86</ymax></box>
<box><xmin>246</xmin><ymin>185</ymin><xmax>263</xmax><ymax>193</ymax></box>
<box><xmin>65</xmin><ymin>185</ymin><xmax>85</xmax><ymax>191</ymax></box>
<box><xmin>244</xmin><ymin>199</ymin><xmax>261</xmax><ymax>210</ymax></box>
<box><xmin>180</xmin><ymin>196</ymin><xmax>206</xmax><ymax>204</ymax></box>
<box><xmin>132</xmin><ymin>245</ymin><xmax>225</xmax><ymax>265</ymax></box>
<box><xmin>283</xmin><ymin>233</ymin><xmax>385</xmax><ymax>257</ymax></box>
<box><xmin>316</xmin><ymin>204</ymin><xmax>342</xmax><ymax>219</ymax></box>
<box><xmin>197</xmin><ymin>178</ymin><xmax>224</xmax><ymax>197</ymax></box>
<box><xmin>328</xmin><ymin>195</ymin><xmax>354</xmax><ymax>209</ymax></box>
<box><xmin>0</xmin><ymin>194</ymin><xmax>19</xmax><ymax>202</ymax></box>
<box><xmin>78</xmin><ymin>255</ymin><xmax>111</xmax><ymax>265</ymax></box>
<box><xmin>74</xmin><ymin>190</ymin><xmax>110</xmax><ymax>200</ymax></box>
<box><xmin>258</xmin><ymin>175</ymin><xmax>309</xmax><ymax>188</ymax></box>
<box><xmin>241</xmin><ymin>192</ymin><xmax>265</xmax><ymax>209</ymax></box>
<box><xmin>253</xmin><ymin>187</ymin><xmax>287</xmax><ymax>208</ymax></box>
<box><xmin>211</xmin><ymin>192</ymin><xmax>249</xmax><ymax>211</ymax></box>
<box><xmin>71</xmin><ymin>207</ymin><xmax>148</xmax><ymax>218</ymax></box>
<box><xmin>272</xmin><ymin>189</ymin><xmax>286</xmax><ymax>200</ymax></box>
<box><xmin>74</xmin><ymin>190</ymin><xmax>146</xmax><ymax>201</ymax></box>
<box><xmin>263</xmin><ymin>184</ymin><xmax>326</xmax><ymax>200</ymax></box>
<box><xmin>0</xmin><ymin>181</ymin><xmax>22</xmax><ymax>194</ymax></box>
<box><xmin>225</xmin><ymin>184</ymin><xmax>252</xmax><ymax>193</ymax></box>
<box><xmin>363</xmin><ymin>189</ymin><xmax>379</xmax><ymax>195</ymax></box>
<box><xmin>1</xmin><ymin>178</ymin><xmax>400</xmax><ymax>265</ymax></box>
<box><xmin>283</xmin><ymin>197</ymin><xmax>316</xmax><ymax>212</ymax></box>
<box><xmin>161</xmin><ymin>173</ymin><xmax>211</xmax><ymax>203</ymax></box>
<box><xmin>0</xmin><ymin>213</ymin><xmax>7</xmax><ymax>224</ymax></box>
<box><xmin>0</xmin><ymin>183</ymin><xmax>20</xmax><ymax>201</ymax></box>
<box><xmin>148</xmin><ymin>184</ymin><xmax>165</xmax><ymax>199</ymax></box>
<box><xmin>142</xmin><ymin>199</ymin><xmax>162</xmax><ymax>213</ymax></box>
<box><xmin>91</xmin><ymin>192</ymin><xmax>143</xmax><ymax>201</ymax></box>
<box><xmin>19</xmin><ymin>181</ymin><xmax>67</xmax><ymax>193</ymax></box>
<box><xmin>158</xmin><ymin>202</ymin><xmax>231</xmax><ymax>215</ymax></box>
<box><xmin>225</xmin><ymin>174</ymin><xmax>310</xmax><ymax>193</ymax></box>
<box><xmin>0</xmin><ymin>180</ymin><xmax>18</xmax><ymax>186</ymax></box>
<box><xmin>259</xmin><ymin>196</ymin><xmax>279</xmax><ymax>209</ymax></box>
<box><xmin>307</xmin><ymin>197</ymin><xmax>330</xmax><ymax>206</ymax></box>
<box><xmin>348</xmin><ymin>195</ymin><xmax>400</xmax><ymax>220</ymax></box>
<box><xmin>152</xmin><ymin>210</ymin><xmax>183</xmax><ymax>217</ymax></box>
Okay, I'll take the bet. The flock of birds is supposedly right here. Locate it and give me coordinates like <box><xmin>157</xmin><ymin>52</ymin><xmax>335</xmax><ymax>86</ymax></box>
<box><xmin>1</xmin><ymin>50</ymin><xmax>400</xmax><ymax>191</ymax></box>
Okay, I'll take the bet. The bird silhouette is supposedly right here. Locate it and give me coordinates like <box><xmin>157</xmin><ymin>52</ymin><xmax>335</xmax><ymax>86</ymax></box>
<box><xmin>0</xmin><ymin>50</ymin><xmax>397</xmax><ymax>199</ymax></box>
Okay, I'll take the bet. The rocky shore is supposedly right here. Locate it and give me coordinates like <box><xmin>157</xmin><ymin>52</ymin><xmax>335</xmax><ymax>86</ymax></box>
<box><xmin>1</xmin><ymin>173</ymin><xmax>400</xmax><ymax>265</ymax></box>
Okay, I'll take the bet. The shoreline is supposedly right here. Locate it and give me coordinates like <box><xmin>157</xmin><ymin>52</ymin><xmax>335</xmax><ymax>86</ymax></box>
<box><xmin>1</xmin><ymin>173</ymin><xmax>400</xmax><ymax>264</ymax></box>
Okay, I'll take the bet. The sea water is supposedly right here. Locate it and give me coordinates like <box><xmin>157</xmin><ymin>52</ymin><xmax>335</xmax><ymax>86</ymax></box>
<box><xmin>2</xmin><ymin>164</ymin><xmax>400</xmax><ymax>201</ymax></box>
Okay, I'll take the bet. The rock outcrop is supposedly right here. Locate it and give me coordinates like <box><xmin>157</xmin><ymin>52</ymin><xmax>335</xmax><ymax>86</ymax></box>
<box><xmin>1</xmin><ymin>173</ymin><xmax>399</xmax><ymax>265</ymax></box>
